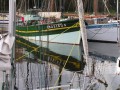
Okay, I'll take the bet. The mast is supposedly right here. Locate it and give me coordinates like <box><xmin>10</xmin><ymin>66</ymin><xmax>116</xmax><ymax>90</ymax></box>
<box><xmin>117</xmin><ymin>0</ymin><xmax>120</xmax><ymax>45</ymax></box>
<box><xmin>77</xmin><ymin>0</ymin><xmax>89</xmax><ymax>61</ymax></box>
<box><xmin>93</xmin><ymin>0</ymin><xmax>98</xmax><ymax>15</ymax></box>
<box><xmin>117</xmin><ymin>0</ymin><xmax>119</xmax><ymax>20</ymax></box>
<box><xmin>9</xmin><ymin>0</ymin><xmax>16</xmax><ymax>89</ymax></box>
<box><xmin>9</xmin><ymin>0</ymin><xmax>14</xmax><ymax>34</ymax></box>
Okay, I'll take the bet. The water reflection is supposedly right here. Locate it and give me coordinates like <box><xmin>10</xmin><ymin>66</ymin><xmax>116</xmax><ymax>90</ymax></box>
<box><xmin>16</xmin><ymin>36</ymin><xmax>85</xmax><ymax>71</ymax></box>
<box><xmin>15</xmin><ymin>37</ymin><xmax>86</xmax><ymax>90</ymax></box>
<box><xmin>15</xmin><ymin>37</ymin><xmax>120</xmax><ymax>90</ymax></box>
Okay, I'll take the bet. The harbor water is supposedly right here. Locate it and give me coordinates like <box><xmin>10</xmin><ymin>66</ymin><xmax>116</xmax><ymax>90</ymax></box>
<box><xmin>14</xmin><ymin>41</ymin><xmax>120</xmax><ymax>90</ymax></box>
<box><xmin>1</xmin><ymin>23</ymin><xmax>120</xmax><ymax>90</ymax></box>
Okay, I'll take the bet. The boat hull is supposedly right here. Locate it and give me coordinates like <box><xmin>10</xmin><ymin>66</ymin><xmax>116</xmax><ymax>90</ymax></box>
<box><xmin>26</xmin><ymin>30</ymin><xmax>81</xmax><ymax>45</ymax></box>
<box><xmin>16</xmin><ymin>19</ymin><xmax>81</xmax><ymax>44</ymax></box>
<box><xmin>87</xmin><ymin>23</ymin><xmax>118</xmax><ymax>42</ymax></box>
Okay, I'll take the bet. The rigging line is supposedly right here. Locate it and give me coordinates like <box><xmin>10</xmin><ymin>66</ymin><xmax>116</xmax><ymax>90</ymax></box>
<box><xmin>102</xmin><ymin>0</ymin><xmax>110</xmax><ymax>14</ymax></box>
<box><xmin>41</xmin><ymin>0</ymin><xmax>45</xmax><ymax>10</ymax></box>
<box><xmin>37</xmin><ymin>63</ymin><xmax>40</xmax><ymax>88</ymax></box>
<box><xmin>88</xmin><ymin>25</ymin><xmax>112</xmax><ymax>39</ymax></box>
<box><xmin>0</xmin><ymin>0</ymin><xmax>2</xmax><ymax>13</ymax></box>
<box><xmin>54</xmin><ymin>0</ymin><xmax>57</xmax><ymax>12</ymax></box>
<box><xmin>43</xmin><ymin>39</ymin><xmax>50</xmax><ymax>89</ymax></box>
<box><xmin>16</xmin><ymin>0</ymin><xmax>22</xmax><ymax>10</ymax></box>
<box><xmin>31</xmin><ymin>64</ymin><xmax>37</xmax><ymax>80</ymax></box>
<box><xmin>78</xmin><ymin>74</ymin><xmax>82</xmax><ymax>90</ymax></box>
<box><xmin>63</xmin><ymin>0</ymin><xmax>66</xmax><ymax>12</ymax></box>
<box><xmin>38</xmin><ymin>20</ymin><xmax>43</xmax><ymax>89</ymax></box>
<box><xmin>26</xmin><ymin>25</ymin><xmax>31</xmax><ymax>90</ymax></box>
<box><xmin>74</xmin><ymin>0</ymin><xmax>77</xmax><ymax>12</ymax></box>
<box><xmin>72</xmin><ymin>0</ymin><xmax>76</xmax><ymax>12</ymax></box>
<box><xmin>30</xmin><ymin>62</ymin><xmax>33</xmax><ymax>90</ymax></box>
<box><xmin>28</xmin><ymin>0</ymin><xmax>29</xmax><ymax>10</ymax></box>
<box><xmin>45</xmin><ymin>62</ymin><xmax>49</xmax><ymax>89</ymax></box>
<box><xmin>37</xmin><ymin>0</ymin><xmax>39</xmax><ymax>8</ymax></box>
<box><xmin>83</xmin><ymin>0</ymin><xmax>86</xmax><ymax>11</ymax></box>
<box><xmin>25</xmin><ymin>61</ymin><xmax>29</xmax><ymax>90</ymax></box>
<box><xmin>19</xmin><ymin>0</ymin><xmax>24</xmax><ymax>12</ymax></box>
<box><xmin>24</xmin><ymin>0</ymin><xmax>27</xmax><ymax>13</ymax></box>
<box><xmin>34</xmin><ymin>0</ymin><xmax>37</xmax><ymax>8</ymax></box>
<box><xmin>14</xmin><ymin>63</ymin><xmax>17</xmax><ymax>89</ymax></box>
<box><xmin>49</xmin><ymin>22</ymin><xmax>79</xmax><ymax>41</ymax></box>
<box><xmin>39</xmin><ymin>18</ymin><xmax>49</xmax><ymax>89</ymax></box>
<box><xmin>39</xmin><ymin>13</ymin><xmax>49</xmax><ymax>89</ymax></box>
<box><xmin>85</xmin><ymin>0</ymin><xmax>90</xmax><ymax>13</ymax></box>
<box><xmin>2</xmin><ymin>71</ymin><xmax>5</xmax><ymax>90</ymax></box>
<box><xmin>87</xmin><ymin>0</ymin><xmax>91</xmax><ymax>13</ymax></box>
<box><xmin>2</xmin><ymin>71</ymin><xmax>6</xmax><ymax>85</ymax></box>
<box><xmin>3</xmin><ymin>0</ymin><xmax>5</xmax><ymax>12</ymax></box>
<box><xmin>45</xmin><ymin>20</ymin><xmax>50</xmax><ymax>89</ymax></box>
<box><xmin>47</xmin><ymin>0</ymin><xmax>50</xmax><ymax>11</ymax></box>
<box><xmin>42</xmin><ymin>61</ymin><xmax>48</xmax><ymax>89</ymax></box>
<box><xmin>52</xmin><ymin>43</ymin><xmax>75</xmax><ymax>89</ymax></box>
<box><xmin>20</xmin><ymin>62</ymin><xmax>25</xmax><ymax>78</ymax></box>
<box><xmin>0</xmin><ymin>0</ymin><xmax>4</xmax><ymax>34</ymax></box>
<box><xmin>67</xmin><ymin>0</ymin><xmax>72</xmax><ymax>12</ymax></box>
<box><xmin>17</xmin><ymin>63</ymin><xmax>20</xmax><ymax>89</ymax></box>
<box><xmin>35</xmin><ymin>15</ymin><xmax>41</xmax><ymax>89</ymax></box>
<box><xmin>52</xmin><ymin>30</ymin><xmax>80</xmax><ymax>90</ymax></box>
<box><xmin>16</xmin><ymin>22</ymin><xmax>79</xmax><ymax>61</ymax></box>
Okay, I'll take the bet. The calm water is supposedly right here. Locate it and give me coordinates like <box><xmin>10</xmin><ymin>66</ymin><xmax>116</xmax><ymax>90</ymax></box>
<box><xmin>0</xmin><ymin>20</ymin><xmax>120</xmax><ymax>90</ymax></box>
<box><xmin>13</xmin><ymin>41</ymin><xmax>120</xmax><ymax>90</ymax></box>
<box><xmin>0</xmin><ymin>27</ymin><xmax>120</xmax><ymax>90</ymax></box>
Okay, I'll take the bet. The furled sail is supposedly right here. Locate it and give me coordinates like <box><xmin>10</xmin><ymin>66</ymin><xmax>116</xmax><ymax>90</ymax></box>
<box><xmin>0</xmin><ymin>33</ymin><xmax>15</xmax><ymax>70</ymax></box>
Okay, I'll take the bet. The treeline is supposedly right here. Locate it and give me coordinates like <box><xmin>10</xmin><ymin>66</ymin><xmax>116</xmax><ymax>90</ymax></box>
<box><xmin>0</xmin><ymin>0</ymin><xmax>118</xmax><ymax>14</ymax></box>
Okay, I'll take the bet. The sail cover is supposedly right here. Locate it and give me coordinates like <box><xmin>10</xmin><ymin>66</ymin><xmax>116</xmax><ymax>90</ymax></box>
<box><xmin>0</xmin><ymin>33</ymin><xmax>15</xmax><ymax>70</ymax></box>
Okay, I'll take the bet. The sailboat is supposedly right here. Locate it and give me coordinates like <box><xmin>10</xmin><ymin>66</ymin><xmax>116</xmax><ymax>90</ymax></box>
<box><xmin>16</xmin><ymin>0</ymin><xmax>81</xmax><ymax>45</ymax></box>
<box><xmin>16</xmin><ymin>18</ymin><xmax>80</xmax><ymax>44</ymax></box>
<box><xmin>86</xmin><ymin>0</ymin><xmax>119</xmax><ymax>43</ymax></box>
<box><xmin>15</xmin><ymin>0</ymin><xmax>89</xmax><ymax>90</ymax></box>
<box><xmin>16</xmin><ymin>0</ymin><xmax>120</xmax><ymax>44</ymax></box>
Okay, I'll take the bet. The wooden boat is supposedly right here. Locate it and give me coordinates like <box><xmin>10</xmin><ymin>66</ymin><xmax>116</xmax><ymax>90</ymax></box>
<box><xmin>16</xmin><ymin>13</ymin><xmax>81</xmax><ymax>45</ymax></box>
<box><xmin>87</xmin><ymin>20</ymin><xmax>118</xmax><ymax>43</ymax></box>
<box><xmin>86</xmin><ymin>0</ymin><xmax>119</xmax><ymax>43</ymax></box>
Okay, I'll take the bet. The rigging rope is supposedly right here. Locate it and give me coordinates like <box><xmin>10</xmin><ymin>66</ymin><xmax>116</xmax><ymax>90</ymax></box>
<box><xmin>25</xmin><ymin>61</ymin><xmax>29</xmax><ymax>90</ymax></box>
<box><xmin>30</xmin><ymin>62</ymin><xmax>33</xmax><ymax>90</ymax></box>
<box><xmin>16</xmin><ymin>22</ymin><xmax>79</xmax><ymax>61</ymax></box>
<box><xmin>52</xmin><ymin>29</ymin><xmax>80</xmax><ymax>90</ymax></box>
<box><xmin>88</xmin><ymin>24</ymin><xmax>114</xmax><ymax>39</ymax></box>
<box><xmin>16</xmin><ymin>20</ymin><xmax>81</xmax><ymax>89</ymax></box>
<box><xmin>102</xmin><ymin>0</ymin><xmax>110</xmax><ymax>14</ymax></box>
<box><xmin>16</xmin><ymin>21</ymin><xmax>81</xmax><ymax>90</ymax></box>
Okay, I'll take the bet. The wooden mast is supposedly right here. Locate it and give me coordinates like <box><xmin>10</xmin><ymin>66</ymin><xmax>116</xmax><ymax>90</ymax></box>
<box><xmin>93</xmin><ymin>0</ymin><xmax>98</xmax><ymax>15</ymax></box>
<box><xmin>77</xmin><ymin>0</ymin><xmax>89</xmax><ymax>61</ymax></box>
